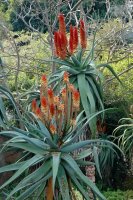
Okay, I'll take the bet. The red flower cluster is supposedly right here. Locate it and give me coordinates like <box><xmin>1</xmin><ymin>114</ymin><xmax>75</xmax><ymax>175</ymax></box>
<box><xmin>32</xmin><ymin>73</ymin><xmax>80</xmax><ymax>136</ymax></box>
<box><xmin>69</xmin><ymin>25</ymin><xmax>79</xmax><ymax>54</ymax></box>
<box><xmin>80</xmin><ymin>19</ymin><xmax>87</xmax><ymax>49</ymax></box>
<box><xmin>54</xmin><ymin>14</ymin><xmax>87</xmax><ymax>59</ymax></box>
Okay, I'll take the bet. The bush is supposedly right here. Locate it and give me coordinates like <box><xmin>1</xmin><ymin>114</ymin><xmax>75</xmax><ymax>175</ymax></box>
<box><xmin>103</xmin><ymin>189</ymin><xmax>133</xmax><ymax>200</ymax></box>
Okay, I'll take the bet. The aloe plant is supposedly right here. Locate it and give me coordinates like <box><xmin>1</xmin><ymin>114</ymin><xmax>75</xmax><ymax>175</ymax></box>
<box><xmin>114</xmin><ymin>117</ymin><xmax>133</xmax><ymax>156</ymax></box>
<box><xmin>113</xmin><ymin>116</ymin><xmax>133</xmax><ymax>174</ymax></box>
<box><xmin>49</xmin><ymin>14</ymin><xmax>122</xmax><ymax>135</ymax></box>
<box><xmin>0</xmin><ymin>74</ymin><xmax>122</xmax><ymax>200</ymax></box>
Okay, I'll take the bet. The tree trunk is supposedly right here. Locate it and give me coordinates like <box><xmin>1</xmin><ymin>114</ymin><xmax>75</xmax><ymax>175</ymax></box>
<box><xmin>86</xmin><ymin>165</ymin><xmax>95</xmax><ymax>199</ymax></box>
<box><xmin>46</xmin><ymin>177</ymin><xmax>53</xmax><ymax>200</ymax></box>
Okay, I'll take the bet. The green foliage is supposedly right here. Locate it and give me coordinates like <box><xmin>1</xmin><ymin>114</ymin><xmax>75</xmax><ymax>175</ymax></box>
<box><xmin>114</xmin><ymin>117</ymin><xmax>133</xmax><ymax>155</ymax></box>
<box><xmin>0</xmin><ymin>85</ymin><xmax>121</xmax><ymax>200</ymax></box>
<box><xmin>0</xmin><ymin>0</ymin><xmax>47</xmax><ymax>32</ymax></box>
<box><xmin>8</xmin><ymin>72</ymin><xmax>35</xmax><ymax>92</ymax></box>
<box><xmin>0</xmin><ymin>1</ymin><xmax>8</xmax><ymax>12</ymax></box>
<box><xmin>98</xmin><ymin>134</ymin><xmax>116</xmax><ymax>174</ymax></box>
<box><xmin>1</xmin><ymin>32</ymin><xmax>51</xmax><ymax>92</ymax></box>
<box><xmin>110</xmin><ymin>0</ymin><xmax>125</xmax><ymax>5</ymax></box>
<box><xmin>0</xmin><ymin>0</ymin><xmax>126</xmax><ymax>32</ymax></box>
<box><xmin>103</xmin><ymin>189</ymin><xmax>133</xmax><ymax>200</ymax></box>
<box><xmin>96</xmin><ymin>19</ymin><xmax>133</xmax><ymax>105</ymax></box>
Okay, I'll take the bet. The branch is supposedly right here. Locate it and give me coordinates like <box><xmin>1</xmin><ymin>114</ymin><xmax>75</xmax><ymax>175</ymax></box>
<box><xmin>106</xmin><ymin>64</ymin><xmax>133</xmax><ymax>83</ymax></box>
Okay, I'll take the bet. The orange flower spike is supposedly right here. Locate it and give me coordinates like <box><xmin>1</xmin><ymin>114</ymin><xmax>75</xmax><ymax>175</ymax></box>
<box><xmin>31</xmin><ymin>99</ymin><xmax>37</xmax><ymax>113</ymax></box>
<box><xmin>61</xmin><ymin>88</ymin><xmax>67</xmax><ymax>101</ymax></box>
<box><xmin>50</xmin><ymin>124</ymin><xmax>56</xmax><ymax>135</ymax></box>
<box><xmin>54</xmin><ymin>31</ymin><xmax>67</xmax><ymax>60</ymax></box>
<box><xmin>54</xmin><ymin>96</ymin><xmax>60</xmax><ymax>106</ymax></box>
<box><xmin>69</xmin><ymin>25</ymin><xmax>74</xmax><ymax>54</ymax></box>
<box><xmin>48</xmin><ymin>88</ymin><xmax>54</xmax><ymax>103</ymax></box>
<box><xmin>41</xmin><ymin>74</ymin><xmax>48</xmax><ymax>87</ymax></box>
<box><xmin>35</xmin><ymin>106</ymin><xmax>42</xmax><ymax>119</ymax></box>
<box><xmin>63</xmin><ymin>71</ymin><xmax>69</xmax><ymax>83</ymax></box>
<box><xmin>41</xmin><ymin>96</ymin><xmax>47</xmax><ymax>107</ymax></box>
<box><xmin>72</xmin><ymin>90</ymin><xmax>80</xmax><ymax>109</ymax></box>
<box><xmin>54</xmin><ymin>31</ymin><xmax>60</xmax><ymax>57</ymax></box>
<box><xmin>58</xmin><ymin>103</ymin><xmax>64</xmax><ymax>112</ymax></box>
<box><xmin>73</xmin><ymin>26</ymin><xmax>79</xmax><ymax>50</ymax></box>
<box><xmin>49</xmin><ymin>104</ymin><xmax>55</xmax><ymax>117</ymax></box>
<box><xmin>58</xmin><ymin>13</ymin><xmax>68</xmax><ymax>50</ymax></box>
<box><xmin>59</xmin><ymin>32</ymin><xmax>67</xmax><ymax>59</ymax></box>
<box><xmin>58</xmin><ymin>13</ymin><xmax>66</xmax><ymax>34</ymax></box>
<box><xmin>41</xmin><ymin>96</ymin><xmax>48</xmax><ymax>114</ymax></box>
<box><xmin>60</xmin><ymin>32</ymin><xmax>67</xmax><ymax>49</ymax></box>
<box><xmin>80</xmin><ymin>19</ymin><xmax>87</xmax><ymax>49</ymax></box>
<box><xmin>68</xmin><ymin>83</ymin><xmax>75</xmax><ymax>93</ymax></box>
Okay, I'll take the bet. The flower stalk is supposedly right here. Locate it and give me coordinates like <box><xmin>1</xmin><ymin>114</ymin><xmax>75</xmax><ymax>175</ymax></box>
<box><xmin>32</xmin><ymin>72</ymin><xmax>80</xmax><ymax>139</ymax></box>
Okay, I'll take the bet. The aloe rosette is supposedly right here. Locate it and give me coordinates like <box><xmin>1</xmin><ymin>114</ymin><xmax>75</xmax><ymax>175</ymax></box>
<box><xmin>114</xmin><ymin>117</ymin><xmax>133</xmax><ymax>155</ymax></box>
<box><xmin>0</xmin><ymin>75</ymin><xmax>122</xmax><ymax>200</ymax></box>
<box><xmin>49</xmin><ymin>14</ymin><xmax>122</xmax><ymax>135</ymax></box>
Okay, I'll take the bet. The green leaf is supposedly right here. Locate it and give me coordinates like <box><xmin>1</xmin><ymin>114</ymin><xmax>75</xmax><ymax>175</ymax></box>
<box><xmin>0</xmin><ymin>155</ymin><xmax>43</xmax><ymax>190</ymax></box>
<box><xmin>63</xmin><ymin>162</ymin><xmax>89</xmax><ymax>200</ymax></box>
<box><xmin>0</xmin><ymin>131</ymin><xmax>50</xmax><ymax>150</ymax></box>
<box><xmin>34</xmin><ymin>183</ymin><xmax>46</xmax><ymax>200</ymax></box>
<box><xmin>48</xmin><ymin>58</ymin><xmax>73</xmax><ymax>68</ymax></box>
<box><xmin>75</xmin><ymin>148</ymin><xmax>93</xmax><ymax>160</ymax></box>
<box><xmin>62</xmin><ymin>154</ymin><xmax>106</xmax><ymax>200</ymax></box>
<box><xmin>0</xmin><ymin>96</ymin><xmax>8</xmax><ymax>123</ymax></box>
<box><xmin>61</xmin><ymin>139</ymin><xmax>109</xmax><ymax>153</ymax></box>
<box><xmin>57</xmin><ymin>165</ymin><xmax>70</xmax><ymax>200</ymax></box>
<box><xmin>0</xmin><ymin>86</ymin><xmax>21</xmax><ymax>119</ymax></box>
<box><xmin>85</xmin><ymin>78</ymin><xmax>96</xmax><ymax>114</ymax></box>
<box><xmin>7</xmin><ymin>160</ymin><xmax>51</xmax><ymax>199</ymax></box>
<box><xmin>23</xmin><ymin>120</ymin><xmax>46</xmax><ymax>138</ymax></box>
<box><xmin>0</xmin><ymin>116</ymin><xmax>6</xmax><ymax>129</ymax></box>
<box><xmin>46</xmin><ymin>137</ymin><xmax>58</xmax><ymax>149</ymax></box>
<box><xmin>25</xmin><ymin>112</ymin><xmax>51</xmax><ymax>139</ymax></box>
<box><xmin>35</xmin><ymin>118</ymin><xmax>52</xmax><ymax>140</ymax></box>
<box><xmin>90</xmin><ymin>75</ymin><xmax>103</xmax><ymax>102</ymax></box>
<box><xmin>0</xmin><ymin>162</ymin><xmax>25</xmax><ymax>173</ymax></box>
<box><xmin>60</xmin><ymin>65</ymin><xmax>79</xmax><ymax>74</ymax></box>
<box><xmin>85</xmin><ymin>77</ymin><xmax>97</xmax><ymax>134</ymax></box>
<box><xmin>77</xmin><ymin>73</ymin><xmax>96</xmax><ymax>134</ymax></box>
<box><xmin>96</xmin><ymin>63</ymin><xmax>123</xmax><ymax>85</ymax></box>
<box><xmin>7</xmin><ymin>142</ymin><xmax>46</xmax><ymax>155</ymax></box>
<box><xmin>52</xmin><ymin>152</ymin><xmax>61</xmax><ymax>193</ymax></box>
<box><xmin>71</xmin><ymin>55</ymin><xmax>81</xmax><ymax>69</ymax></box>
<box><xmin>16</xmin><ymin>172</ymin><xmax>52</xmax><ymax>200</ymax></box>
<box><xmin>61</xmin><ymin>140</ymin><xmax>93</xmax><ymax>152</ymax></box>
<box><xmin>93</xmin><ymin>146</ymin><xmax>102</xmax><ymax>178</ymax></box>
<box><xmin>86</xmin><ymin>76</ymin><xmax>104</xmax><ymax>111</ymax></box>
<box><xmin>77</xmin><ymin>74</ymin><xmax>90</xmax><ymax>116</ymax></box>
<box><xmin>76</xmin><ymin>49</ymin><xmax>83</xmax><ymax>62</ymax></box>
<box><xmin>12</xmin><ymin>126</ymin><xmax>41</xmax><ymax>139</ymax></box>
<box><xmin>76</xmin><ymin>160</ymin><xmax>95</xmax><ymax>166</ymax></box>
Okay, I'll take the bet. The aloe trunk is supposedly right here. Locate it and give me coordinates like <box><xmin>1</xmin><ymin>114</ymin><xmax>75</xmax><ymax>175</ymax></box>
<box><xmin>46</xmin><ymin>177</ymin><xmax>53</xmax><ymax>200</ymax></box>
<box><xmin>86</xmin><ymin>165</ymin><xmax>95</xmax><ymax>199</ymax></box>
